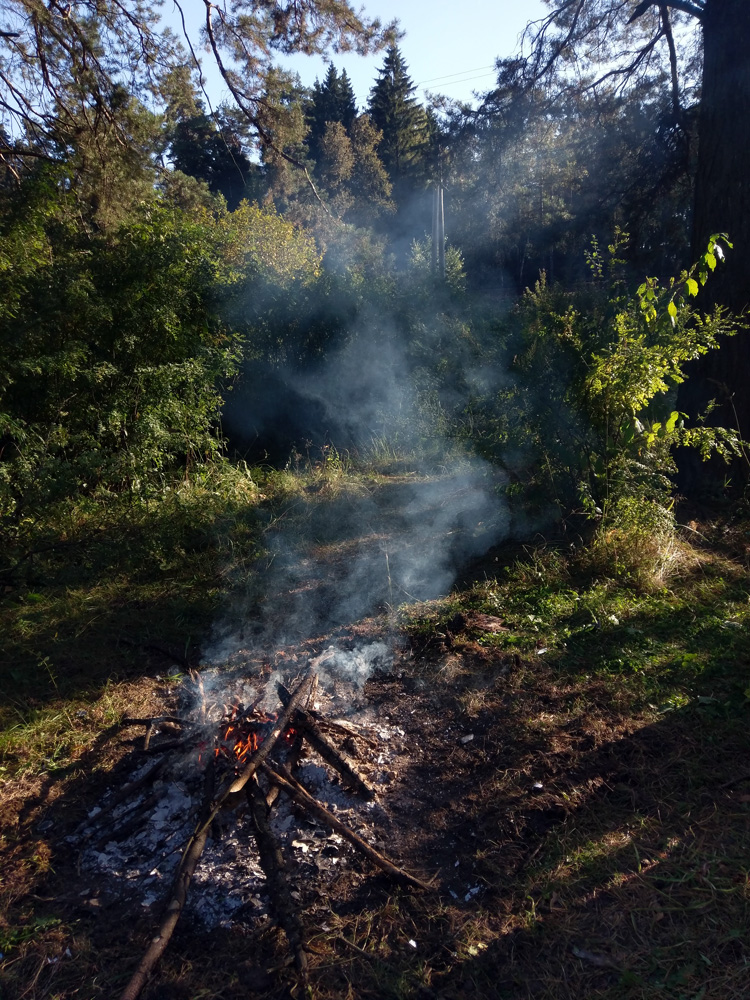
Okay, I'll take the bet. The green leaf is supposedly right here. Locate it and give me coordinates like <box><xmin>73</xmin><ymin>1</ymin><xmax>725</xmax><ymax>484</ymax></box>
<box><xmin>667</xmin><ymin>300</ymin><xmax>677</xmax><ymax>319</ymax></box>
<box><xmin>665</xmin><ymin>411</ymin><xmax>679</xmax><ymax>434</ymax></box>
<box><xmin>685</xmin><ymin>278</ymin><xmax>699</xmax><ymax>297</ymax></box>
<box><xmin>705</xmin><ymin>252</ymin><xmax>717</xmax><ymax>271</ymax></box>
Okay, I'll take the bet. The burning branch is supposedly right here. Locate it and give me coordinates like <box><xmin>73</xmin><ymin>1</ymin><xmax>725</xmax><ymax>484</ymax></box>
<box><xmin>119</xmin><ymin>674</ymin><xmax>315</xmax><ymax>1000</ymax></box>
<box><xmin>104</xmin><ymin>666</ymin><xmax>426</xmax><ymax>997</ymax></box>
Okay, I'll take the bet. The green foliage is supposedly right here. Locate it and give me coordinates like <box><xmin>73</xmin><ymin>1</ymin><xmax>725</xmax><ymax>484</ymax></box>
<box><xmin>168</xmin><ymin>105</ymin><xmax>262</xmax><ymax>211</ymax></box>
<box><xmin>306</xmin><ymin>65</ymin><xmax>358</xmax><ymax>164</ymax></box>
<box><xmin>0</xmin><ymin>174</ymin><xmax>321</xmax><ymax>527</ymax></box>
<box><xmin>408</xmin><ymin>237</ymin><xmax>466</xmax><ymax>295</ymax></box>
<box><xmin>367</xmin><ymin>44</ymin><xmax>428</xmax><ymax>189</ymax></box>
<box><xmin>447</xmin><ymin>74</ymin><xmax>695</xmax><ymax>291</ymax></box>
<box><xmin>504</xmin><ymin>233</ymin><xmax>744</xmax><ymax>523</ymax></box>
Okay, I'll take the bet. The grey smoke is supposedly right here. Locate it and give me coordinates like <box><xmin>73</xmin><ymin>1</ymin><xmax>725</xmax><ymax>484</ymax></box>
<box><xmin>206</xmin><ymin>323</ymin><xmax>510</xmax><ymax>672</ymax></box>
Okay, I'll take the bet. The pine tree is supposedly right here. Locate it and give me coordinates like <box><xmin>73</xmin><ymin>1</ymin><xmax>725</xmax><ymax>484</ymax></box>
<box><xmin>169</xmin><ymin>107</ymin><xmax>262</xmax><ymax>211</ymax></box>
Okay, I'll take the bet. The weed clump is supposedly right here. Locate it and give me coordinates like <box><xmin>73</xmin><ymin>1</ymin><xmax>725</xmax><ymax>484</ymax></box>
<box><xmin>581</xmin><ymin>497</ymin><xmax>696</xmax><ymax>592</ymax></box>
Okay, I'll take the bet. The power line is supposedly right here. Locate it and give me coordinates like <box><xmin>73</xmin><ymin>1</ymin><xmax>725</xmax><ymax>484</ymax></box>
<box><xmin>418</xmin><ymin>71</ymin><xmax>499</xmax><ymax>95</ymax></box>
<box><xmin>415</xmin><ymin>64</ymin><xmax>496</xmax><ymax>86</ymax></box>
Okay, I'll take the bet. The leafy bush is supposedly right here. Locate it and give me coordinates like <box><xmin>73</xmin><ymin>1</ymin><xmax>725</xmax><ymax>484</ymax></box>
<box><xmin>0</xmin><ymin>175</ymin><xmax>321</xmax><ymax>528</ymax></box>
<box><xmin>508</xmin><ymin>231</ymin><xmax>743</xmax><ymax>520</ymax></box>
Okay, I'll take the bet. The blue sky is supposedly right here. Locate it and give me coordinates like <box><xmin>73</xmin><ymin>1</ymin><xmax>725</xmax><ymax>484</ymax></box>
<box><xmin>281</xmin><ymin>0</ymin><xmax>547</xmax><ymax>109</ymax></box>
<box><xmin>170</xmin><ymin>0</ymin><xmax>547</xmax><ymax>112</ymax></box>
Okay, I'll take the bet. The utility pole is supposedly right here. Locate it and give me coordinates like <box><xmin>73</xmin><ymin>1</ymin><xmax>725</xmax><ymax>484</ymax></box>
<box><xmin>431</xmin><ymin>180</ymin><xmax>445</xmax><ymax>280</ymax></box>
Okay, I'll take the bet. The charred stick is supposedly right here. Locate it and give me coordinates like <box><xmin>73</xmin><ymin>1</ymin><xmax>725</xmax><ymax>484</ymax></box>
<box><xmin>306</xmin><ymin>673</ymin><xmax>319</xmax><ymax>710</ymax></box>
<box><xmin>188</xmin><ymin>669</ymin><xmax>207</xmax><ymax>722</ymax></box>
<box><xmin>83</xmin><ymin>758</ymin><xmax>167</xmax><ymax>832</ymax></box>
<box><xmin>248</xmin><ymin>780</ymin><xmax>308</xmax><ymax>976</ymax></box>
<box><xmin>276</xmin><ymin>681</ymin><xmax>375</xmax><ymax>798</ymax></box>
<box><xmin>296</xmin><ymin>715</ymin><xmax>375</xmax><ymax>800</ymax></box>
<box><xmin>119</xmin><ymin>829</ymin><xmax>209</xmax><ymax>1000</ymax></box>
<box><xmin>267</xmin><ymin>728</ymin><xmax>304</xmax><ymax>809</ymax></box>
<box><xmin>121</xmin><ymin>716</ymin><xmax>193</xmax><ymax>729</ymax></box>
<box><xmin>94</xmin><ymin>792</ymin><xmax>161</xmax><ymax>850</ymax></box>
<box><xmin>262</xmin><ymin>762</ymin><xmax>431</xmax><ymax>892</ymax></box>
<box><xmin>119</xmin><ymin>761</ymin><xmax>216</xmax><ymax>1000</ymax></box>
<box><xmin>141</xmin><ymin>737</ymin><xmax>195</xmax><ymax>755</ymax></box>
<box><xmin>222</xmin><ymin>674</ymin><xmax>314</xmax><ymax>799</ymax></box>
<box><xmin>279</xmin><ymin>683</ymin><xmax>376</xmax><ymax>746</ymax></box>
<box><xmin>316</xmin><ymin>717</ymin><xmax>378</xmax><ymax>748</ymax></box>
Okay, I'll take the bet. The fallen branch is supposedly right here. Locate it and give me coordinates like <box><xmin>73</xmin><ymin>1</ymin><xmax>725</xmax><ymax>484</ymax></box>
<box><xmin>262</xmin><ymin>762</ymin><xmax>431</xmax><ymax>892</ymax></box>
<box><xmin>316</xmin><ymin>717</ymin><xmax>379</xmax><ymax>748</ymax></box>
<box><xmin>121</xmin><ymin>716</ymin><xmax>194</xmax><ymax>729</ymax></box>
<box><xmin>81</xmin><ymin>758</ymin><xmax>167</xmax><ymax>834</ymax></box>
<box><xmin>295</xmin><ymin>713</ymin><xmax>376</xmax><ymax>800</ymax></box>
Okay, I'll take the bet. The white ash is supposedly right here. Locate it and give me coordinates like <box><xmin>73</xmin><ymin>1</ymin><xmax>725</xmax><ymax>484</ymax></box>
<box><xmin>199</xmin><ymin>641</ymin><xmax>393</xmax><ymax>715</ymax></box>
<box><xmin>78</xmin><ymin>717</ymin><xmax>405</xmax><ymax>929</ymax></box>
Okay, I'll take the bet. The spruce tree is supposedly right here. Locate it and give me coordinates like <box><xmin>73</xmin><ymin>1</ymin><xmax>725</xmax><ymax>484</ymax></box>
<box><xmin>367</xmin><ymin>44</ymin><xmax>426</xmax><ymax>188</ymax></box>
<box><xmin>306</xmin><ymin>65</ymin><xmax>358</xmax><ymax>163</ymax></box>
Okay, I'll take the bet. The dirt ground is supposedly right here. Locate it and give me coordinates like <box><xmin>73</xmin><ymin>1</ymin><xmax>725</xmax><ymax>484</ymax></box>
<box><xmin>2</xmin><ymin>620</ymin><xmax>748</xmax><ymax>1000</ymax></box>
<box><xmin>2</xmin><ymin>480</ymin><xmax>749</xmax><ymax>999</ymax></box>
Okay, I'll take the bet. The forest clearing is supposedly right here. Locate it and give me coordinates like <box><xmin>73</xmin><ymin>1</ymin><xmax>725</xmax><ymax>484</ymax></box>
<box><xmin>1</xmin><ymin>464</ymin><xmax>749</xmax><ymax>999</ymax></box>
<box><xmin>1</xmin><ymin>0</ymin><xmax>750</xmax><ymax>996</ymax></box>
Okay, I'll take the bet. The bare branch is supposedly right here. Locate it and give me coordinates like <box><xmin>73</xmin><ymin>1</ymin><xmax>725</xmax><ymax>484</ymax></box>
<box><xmin>629</xmin><ymin>0</ymin><xmax>705</xmax><ymax>22</ymax></box>
<box><xmin>660</xmin><ymin>3</ymin><xmax>683</xmax><ymax>122</ymax></box>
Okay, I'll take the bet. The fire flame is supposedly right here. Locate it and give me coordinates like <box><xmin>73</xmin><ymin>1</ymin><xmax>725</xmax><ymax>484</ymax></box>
<box><xmin>197</xmin><ymin>705</ymin><xmax>296</xmax><ymax>769</ymax></box>
<box><xmin>215</xmin><ymin>723</ymin><xmax>259</xmax><ymax>763</ymax></box>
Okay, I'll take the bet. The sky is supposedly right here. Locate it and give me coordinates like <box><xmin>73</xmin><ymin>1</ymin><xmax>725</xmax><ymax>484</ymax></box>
<box><xmin>172</xmin><ymin>0</ymin><xmax>548</xmax><ymax>112</ymax></box>
<box><xmin>280</xmin><ymin>0</ymin><xmax>548</xmax><ymax>109</ymax></box>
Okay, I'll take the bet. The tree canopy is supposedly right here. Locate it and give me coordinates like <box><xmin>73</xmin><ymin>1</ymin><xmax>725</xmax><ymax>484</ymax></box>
<box><xmin>0</xmin><ymin>0</ymin><xmax>392</xmax><ymax>169</ymax></box>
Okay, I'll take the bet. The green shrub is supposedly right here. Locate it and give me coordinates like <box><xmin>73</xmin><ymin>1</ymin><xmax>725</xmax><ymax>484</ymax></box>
<box><xmin>511</xmin><ymin>231</ymin><xmax>744</xmax><ymax>526</ymax></box>
<box><xmin>0</xmin><ymin>175</ymin><xmax>321</xmax><ymax>529</ymax></box>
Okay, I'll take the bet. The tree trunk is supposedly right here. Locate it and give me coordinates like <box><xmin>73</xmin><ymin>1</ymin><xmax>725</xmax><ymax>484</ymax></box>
<box><xmin>680</xmin><ymin>0</ymin><xmax>750</xmax><ymax>485</ymax></box>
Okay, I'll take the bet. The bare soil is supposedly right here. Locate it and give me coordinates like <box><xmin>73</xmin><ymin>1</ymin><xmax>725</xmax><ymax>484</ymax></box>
<box><xmin>2</xmin><ymin>623</ymin><xmax>748</xmax><ymax>1000</ymax></box>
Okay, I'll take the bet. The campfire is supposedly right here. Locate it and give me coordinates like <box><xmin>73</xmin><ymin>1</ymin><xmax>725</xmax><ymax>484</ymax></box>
<box><xmin>77</xmin><ymin>669</ymin><xmax>430</xmax><ymax>1000</ymax></box>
